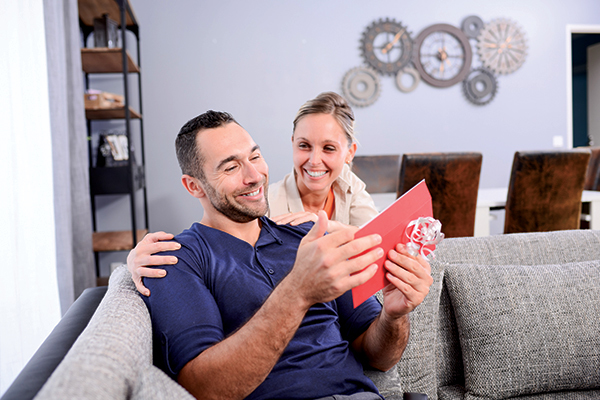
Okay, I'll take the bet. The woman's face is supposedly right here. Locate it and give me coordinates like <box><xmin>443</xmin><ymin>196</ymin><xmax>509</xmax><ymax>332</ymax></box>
<box><xmin>292</xmin><ymin>113</ymin><xmax>356</xmax><ymax>196</ymax></box>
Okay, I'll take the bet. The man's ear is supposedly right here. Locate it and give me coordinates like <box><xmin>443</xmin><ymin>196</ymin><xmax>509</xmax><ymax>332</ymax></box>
<box><xmin>181</xmin><ymin>174</ymin><xmax>205</xmax><ymax>199</ymax></box>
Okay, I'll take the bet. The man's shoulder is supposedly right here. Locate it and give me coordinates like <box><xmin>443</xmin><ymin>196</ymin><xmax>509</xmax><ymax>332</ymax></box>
<box><xmin>261</xmin><ymin>216</ymin><xmax>313</xmax><ymax>237</ymax></box>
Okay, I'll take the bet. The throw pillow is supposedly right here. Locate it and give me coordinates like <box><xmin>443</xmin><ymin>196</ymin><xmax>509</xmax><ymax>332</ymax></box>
<box><xmin>445</xmin><ymin>261</ymin><xmax>600</xmax><ymax>399</ymax></box>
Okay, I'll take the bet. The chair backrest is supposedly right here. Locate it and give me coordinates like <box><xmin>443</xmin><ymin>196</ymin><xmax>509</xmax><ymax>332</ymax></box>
<box><xmin>397</xmin><ymin>152</ymin><xmax>483</xmax><ymax>238</ymax></box>
<box><xmin>504</xmin><ymin>149</ymin><xmax>591</xmax><ymax>234</ymax></box>
<box><xmin>582</xmin><ymin>146</ymin><xmax>600</xmax><ymax>190</ymax></box>
<box><xmin>352</xmin><ymin>155</ymin><xmax>401</xmax><ymax>193</ymax></box>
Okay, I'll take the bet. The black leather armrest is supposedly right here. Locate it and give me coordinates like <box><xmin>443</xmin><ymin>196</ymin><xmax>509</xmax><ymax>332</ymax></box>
<box><xmin>1</xmin><ymin>286</ymin><xmax>108</xmax><ymax>400</ymax></box>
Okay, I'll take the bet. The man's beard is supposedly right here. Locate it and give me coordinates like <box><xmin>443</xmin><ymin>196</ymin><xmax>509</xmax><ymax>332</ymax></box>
<box><xmin>202</xmin><ymin>179</ymin><xmax>269</xmax><ymax>223</ymax></box>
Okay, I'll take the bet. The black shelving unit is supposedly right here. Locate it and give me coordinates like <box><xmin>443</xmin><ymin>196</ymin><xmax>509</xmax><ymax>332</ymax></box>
<box><xmin>79</xmin><ymin>0</ymin><xmax>148</xmax><ymax>278</ymax></box>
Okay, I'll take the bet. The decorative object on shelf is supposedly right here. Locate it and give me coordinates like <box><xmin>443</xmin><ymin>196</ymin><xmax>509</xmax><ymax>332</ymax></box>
<box><xmin>97</xmin><ymin>132</ymin><xmax>130</xmax><ymax>167</ymax></box>
<box><xmin>93</xmin><ymin>13</ymin><xmax>118</xmax><ymax>48</ymax></box>
<box><xmin>463</xmin><ymin>67</ymin><xmax>498</xmax><ymax>106</ymax></box>
<box><xmin>341</xmin><ymin>15</ymin><xmax>526</xmax><ymax>107</ymax></box>
<box><xmin>477</xmin><ymin>18</ymin><xmax>528</xmax><ymax>75</ymax></box>
<box><xmin>461</xmin><ymin>15</ymin><xmax>485</xmax><ymax>39</ymax></box>
<box><xmin>360</xmin><ymin>18</ymin><xmax>414</xmax><ymax>76</ymax></box>
<box><xmin>341</xmin><ymin>66</ymin><xmax>382</xmax><ymax>107</ymax></box>
<box><xmin>413</xmin><ymin>23</ymin><xmax>473</xmax><ymax>88</ymax></box>
<box><xmin>84</xmin><ymin>89</ymin><xmax>124</xmax><ymax>110</ymax></box>
<box><xmin>395</xmin><ymin>66</ymin><xmax>420</xmax><ymax>93</ymax></box>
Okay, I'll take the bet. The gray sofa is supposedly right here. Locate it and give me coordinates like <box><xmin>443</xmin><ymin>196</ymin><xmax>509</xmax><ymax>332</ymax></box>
<box><xmin>3</xmin><ymin>230</ymin><xmax>600</xmax><ymax>399</ymax></box>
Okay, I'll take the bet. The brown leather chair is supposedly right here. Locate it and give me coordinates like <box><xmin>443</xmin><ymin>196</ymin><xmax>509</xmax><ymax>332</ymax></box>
<box><xmin>397</xmin><ymin>152</ymin><xmax>483</xmax><ymax>238</ymax></box>
<box><xmin>352</xmin><ymin>155</ymin><xmax>401</xmax><ymax>193</ymax></box>
<box><xmin>583</xmin><ymin>146</ymin><xmax>600</xmax><ymax>190</ymax></box>
<box><xmin>504</xmin><ymin>149</ymin><xmax>591</xmax><ymax>234</ymax></box>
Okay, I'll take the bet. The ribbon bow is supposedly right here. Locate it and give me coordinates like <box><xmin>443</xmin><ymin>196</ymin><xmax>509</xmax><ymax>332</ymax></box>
<box><xmin>405</xmin><ymin>217</ymin><xmax>444</xmax><ymax>261</ymax></box>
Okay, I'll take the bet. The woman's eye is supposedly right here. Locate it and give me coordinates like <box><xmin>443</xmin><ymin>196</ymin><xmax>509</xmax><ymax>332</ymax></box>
<box><xmin>324</xmin><ymin>146</ymin><xmax>336</xmax><ymax>152</ymax></box>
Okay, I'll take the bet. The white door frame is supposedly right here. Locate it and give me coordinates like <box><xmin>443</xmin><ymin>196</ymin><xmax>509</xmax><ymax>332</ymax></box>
<box><xmin>566</xmin><ymin>24</ymin><xmax>600</xmax><ymax>149</ymax></box>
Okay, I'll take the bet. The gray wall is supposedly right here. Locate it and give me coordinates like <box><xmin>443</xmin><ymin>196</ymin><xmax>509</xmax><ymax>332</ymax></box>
<box><xmin>94</xmin><ymin>0</ymin><xmax>600</xmax><ymax>267</ymax></box>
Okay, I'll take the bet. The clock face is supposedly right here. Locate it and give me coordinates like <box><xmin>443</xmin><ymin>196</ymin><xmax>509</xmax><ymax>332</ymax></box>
<box><xmin>413</xmin><ymin>23</ymin><xmax>473</xmax><ymax>88</ymax></box>
<box><xmin>360</xmin><ymin>18</ymin><xmax>413</xmax><ymax>76</ymax></box>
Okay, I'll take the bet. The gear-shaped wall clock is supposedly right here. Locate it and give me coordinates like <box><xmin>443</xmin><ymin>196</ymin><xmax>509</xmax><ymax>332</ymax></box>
<box><xmin>360</xmin><ymin>18</ymin><xmax>414</xmax><ymax>76</ymax></box>
<box><xmin>413</xmin><ymin>23</ymin><xmax>473</xmax><ymax>88</ymax></box>
<box><xmin>477</xmin><ymin>18</ymin><xmax>528</xmax><ymax>75</ymax></box>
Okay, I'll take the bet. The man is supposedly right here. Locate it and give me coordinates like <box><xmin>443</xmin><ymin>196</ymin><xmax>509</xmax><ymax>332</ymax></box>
<box><xmin>142</xmin><ymin>110</ymin><xmax>433</xmax><ymax>400</ymax></box>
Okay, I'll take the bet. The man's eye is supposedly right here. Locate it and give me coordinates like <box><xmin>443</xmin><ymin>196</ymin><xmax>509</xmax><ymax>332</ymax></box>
<box><xmin>225</xmin><ymin>165</ymin><xmax>238</xmax><ymax>172</ymax></box>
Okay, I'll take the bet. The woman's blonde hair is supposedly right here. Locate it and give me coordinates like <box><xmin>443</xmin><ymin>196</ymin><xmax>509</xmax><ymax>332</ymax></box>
<box><xmin>292</xmin><ymin>92</ymin><xmax>356</xmax><ymax>148</ymax></box>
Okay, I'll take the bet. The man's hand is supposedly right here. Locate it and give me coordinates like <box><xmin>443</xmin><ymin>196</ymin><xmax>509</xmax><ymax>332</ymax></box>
<box><xmin>381</xmin><ymin>243</ymin><xmax>433</xmax><ymax>318</ymax></box>
<box><xmin>351</xmin><ymin>242</ymin><xmax>433</xmax><ymax>372</ymax></box>
<box><xmin>270</xmin><ymin>211</ymin><xmax>317</xmax><ymax>226</ymax></box>
<box><xmin>284</xmin><ymin>211</ymin><xmax>383</xmax><ymax>308</ymax></box>
<box><xmin>126</xmin><ymin>231</ymin><xmax>181</xmax><ymax>296</ymax></box>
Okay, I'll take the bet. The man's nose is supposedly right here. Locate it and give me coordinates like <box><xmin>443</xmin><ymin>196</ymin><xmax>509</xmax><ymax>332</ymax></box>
<box><xmin>243</xmin><ymin>162</ymin><xmax>262</xmax><ymax>184</ymax></box>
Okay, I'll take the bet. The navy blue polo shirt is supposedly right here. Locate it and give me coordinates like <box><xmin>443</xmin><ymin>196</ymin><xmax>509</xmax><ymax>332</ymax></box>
<box><xmin>142</xmin><ymin>217</ymin><xmax>382</xmax><ymax>400</ymax></box>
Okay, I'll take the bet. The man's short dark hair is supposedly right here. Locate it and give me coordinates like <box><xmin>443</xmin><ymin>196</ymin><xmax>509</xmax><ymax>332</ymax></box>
<box><xmin>175</xmin><ymin>110</ymin><xmax>238</xmax><ymax>180</ymax></box>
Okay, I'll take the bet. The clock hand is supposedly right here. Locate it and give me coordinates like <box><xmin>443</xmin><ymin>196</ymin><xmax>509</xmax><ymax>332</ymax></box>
<box><xmin>381</xmin><ymin>28</ymin><xmax>406</xmax><ymax>54</ymax></box>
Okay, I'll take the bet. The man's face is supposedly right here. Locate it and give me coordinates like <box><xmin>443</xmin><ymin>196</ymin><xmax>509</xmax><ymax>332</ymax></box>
<box><xmin>196</xmin><ymin>123</ymin><xmax>269</xmax><ymax>223</ymax></box>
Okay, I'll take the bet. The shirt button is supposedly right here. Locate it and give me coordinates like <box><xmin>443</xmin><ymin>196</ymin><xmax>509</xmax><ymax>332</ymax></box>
<box><xmin>268</xmin><ymin>269</ymin><xmax>275</xmax><ymax>275</ymax></box>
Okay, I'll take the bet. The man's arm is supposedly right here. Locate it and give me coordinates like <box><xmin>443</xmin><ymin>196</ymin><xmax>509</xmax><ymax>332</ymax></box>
<box><xmin>351</xmin><ymin>243</ymin><xmax>433</xmax><ymax>371</ymax></box>
<box><xmin>179</xmin><ymin>211</ymin><xmax>384</xmax><ymax>400</ymax></box>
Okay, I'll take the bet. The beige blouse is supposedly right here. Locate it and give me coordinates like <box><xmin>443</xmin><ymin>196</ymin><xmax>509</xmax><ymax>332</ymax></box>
<box><xmin>267</xmin><ymin>164</ymin><xmax>378</xmax><ymax>227</ymax></box>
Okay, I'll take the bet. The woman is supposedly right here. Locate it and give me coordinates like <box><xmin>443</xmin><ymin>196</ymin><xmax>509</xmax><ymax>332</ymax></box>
<box><xmin>268</xmin><ymin>91</ymin><xmax>378</xmax><ymax>227</ymax></box>
<box><xmin>129</xmin><ymin>92</ymin><xmax>378</xmax><ymax>295</ymax></box>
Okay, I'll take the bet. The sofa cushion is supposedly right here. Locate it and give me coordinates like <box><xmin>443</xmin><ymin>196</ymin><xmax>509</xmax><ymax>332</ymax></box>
<box><xmin>390</xmin><ymin>259</ymin><xmax>445</xmax><ymax>400</ymax></box>
<box><xmin>445</xmin><ymin>260</ymin><xmax>600</xmax><ymax>399</ymax></box>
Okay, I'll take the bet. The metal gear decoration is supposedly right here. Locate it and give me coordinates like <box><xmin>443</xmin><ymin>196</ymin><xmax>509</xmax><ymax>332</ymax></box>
<box><xmin>395</xmin><ymin>66</ymin><xmax>420</xmax><ymax>93</ymax></box>
<box><xmin>463</xmin><ymin>67</ymin><xmax>498</xmax><ymax>105</ymax></box>
<box><xmin>461</xmin><ymin>15</ymin><xmax>484</xmax><ymax>39</ymax></box>
<box><xmin>341</xmin><ymin>66</ymin><xmax>382</xmax><ymax>107</ymax></box>
<box><xmin>360</xmin><ymin>18</ymin><xmax>414</xmax><ymax>76</ymax></box>
<box><xmin>413</xmin><ymin>23</ymin><xmax>473</xmax><ymax>88</ymax></box>
<box><xmin>477</xmin><ymin>18</ymin><xmax>528</xmax><ymax>75</ymax></box>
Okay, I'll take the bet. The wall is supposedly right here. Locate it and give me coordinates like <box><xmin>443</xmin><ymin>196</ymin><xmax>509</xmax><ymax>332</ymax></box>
<box><xmin>94</xmin><ymin>0</ymin><xmax>600</xmax><ymax>260</ymax></box>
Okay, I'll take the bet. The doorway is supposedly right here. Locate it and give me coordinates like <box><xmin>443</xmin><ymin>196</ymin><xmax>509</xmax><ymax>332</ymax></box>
<box><xmin>567</xmin><ymin>25</ymin><xmax>600</xmax><ymax>148</ymax></box>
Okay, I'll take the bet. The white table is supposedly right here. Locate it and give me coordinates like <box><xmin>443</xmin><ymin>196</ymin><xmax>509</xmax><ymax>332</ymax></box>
<box><xmin>474</xmin><ymin>188</ymin><xmax>600</xmax><ymax>236</ymax></box>
<box><xmin>370</xmin><ymin>189</ymin><xmax>600</xmax><ymax>237</ymax></box>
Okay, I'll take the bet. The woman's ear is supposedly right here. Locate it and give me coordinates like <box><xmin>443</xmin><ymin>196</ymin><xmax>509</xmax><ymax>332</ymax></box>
<box><xmin>181</xmin><ymin>174</ymin><xmax>205</xmax><ymax>199</ymax></box>
<box><xmin>346</xmin><ymin>142</ymin><xmax>357</xmax><ymax>164</ymax></box>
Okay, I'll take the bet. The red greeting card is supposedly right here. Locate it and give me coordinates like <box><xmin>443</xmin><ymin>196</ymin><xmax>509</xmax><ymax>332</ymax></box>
<box><xmin>351</xmin><ymin>180</ymin><xmax>433</xmax><ymax>308</ymax></box>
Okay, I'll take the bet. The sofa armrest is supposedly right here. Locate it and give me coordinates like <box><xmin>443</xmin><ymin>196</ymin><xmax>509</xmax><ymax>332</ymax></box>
<box><xmin>0</xmin><ymin>286</ymin><xmax>107</xmax><ymax>400</ymax></box>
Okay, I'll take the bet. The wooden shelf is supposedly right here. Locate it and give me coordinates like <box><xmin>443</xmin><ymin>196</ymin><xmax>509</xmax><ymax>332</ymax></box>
<box><xmin>82</xmin><ymin>48</ymin><xmax>139</xmax><ymax>73</ymax></box>
<box><xmin>93</xmin><ymin>229</ymin><xmax>148</xmax><ymax>252</ymax></box>
<box><xmin>85</xmin><ymin>106</ymin><xmax>141</xmax><ymax>119</ymax></box>
<box><xmin>78</xmin><ymin>0</ymin><xmax>137</xmax><ymax>28</ymax></box>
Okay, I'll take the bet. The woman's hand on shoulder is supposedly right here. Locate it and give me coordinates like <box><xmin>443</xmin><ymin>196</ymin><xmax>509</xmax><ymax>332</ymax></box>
<box><xmin>126</xmin><ymin>231</ymin><xmax>180</xmax><ymax>296</ymax></box>
<box><xmin>270</xmin><ymin>212</ymin><xmax>318</xmax><ymax>226</ymax></box>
